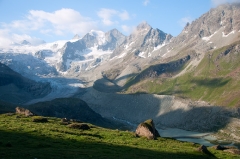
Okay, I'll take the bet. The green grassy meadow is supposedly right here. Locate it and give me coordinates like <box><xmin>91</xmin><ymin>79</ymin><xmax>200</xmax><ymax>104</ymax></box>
<box><xmin>0</xmin><ymin>114</ymin><xmax>239</xmax><ymax>159</ymax></box>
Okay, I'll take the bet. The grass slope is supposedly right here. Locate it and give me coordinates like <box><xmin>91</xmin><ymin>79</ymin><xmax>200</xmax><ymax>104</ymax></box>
<box><xmin>0</xmin><ymin>114</ymin><xmax>238</xmax><ymax>159</ymax></box>
<box><xmin>126</xmin><ymin>42</ymin><xmax>240</xmax><ymax>107</ymax></box>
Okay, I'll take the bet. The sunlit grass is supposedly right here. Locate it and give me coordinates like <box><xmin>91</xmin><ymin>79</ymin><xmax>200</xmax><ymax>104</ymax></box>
<box><xmin>0</xmin><ymin>114</ymin><xmax>239</xmax><ymax>158</ymax></box>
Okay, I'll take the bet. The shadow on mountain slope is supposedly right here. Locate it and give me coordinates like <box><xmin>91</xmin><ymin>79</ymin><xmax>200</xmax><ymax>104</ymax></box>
<box><xmin>77</xmin><ymin>81</ymin><xmax>240</xmax><ymax>133</ymax></box>
<box><xmin>0</xmin><ymin>130</ymin><xmax>216</xmax><ymax>159</ymax></box>
<box><xmin>93</xmin><ymin>78</ymin><xmax>121</xmax><ymax>93</ymax></box>
<box><xmin>190</xmin><ymin>78</ymin><xmax>230</xmax><ymax>88</ymax></box>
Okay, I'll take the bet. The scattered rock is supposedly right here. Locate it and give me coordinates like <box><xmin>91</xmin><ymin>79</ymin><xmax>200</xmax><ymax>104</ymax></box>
<box><xmin>60</xmin><ymin>118</ymin><xmax>70</xmax><ymax>125</ymax></box>
<box><xmin>224</xmin><ymin>149</ymin><xmax>240</xmax><ymax>155</ymax></box>
<box><xmin>68</xmin><ymin>123</ymin><xmax>90</xmax><ymax>130</ymax></box>
<box><xmin>135</xmin><ymin>119</ymin><xmax>160</xmax><ymax>140</ymax></box>
<box><xmin>61</xmin><ymin>118</ymin><xmax>69</xmax><ymax>122</ymax></box>
<box><xmin>15</xmin><ymin>107</ymin><xmax>34</xmax><ymax>117</ymax></box>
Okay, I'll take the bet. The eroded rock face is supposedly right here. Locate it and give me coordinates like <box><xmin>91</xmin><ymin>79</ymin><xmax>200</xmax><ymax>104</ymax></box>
<box><xmin>135</xmin><ymin>119</ymin><xmax>160</xmax><ymax>139</ymax></box>
<box><xmin>15</xmin><ymin>107</ymin><xmax>34</xmax><ymax>117</ymax></box>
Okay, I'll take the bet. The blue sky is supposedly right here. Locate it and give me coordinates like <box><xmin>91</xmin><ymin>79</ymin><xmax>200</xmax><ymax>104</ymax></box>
<box><xmin>0</xmin><ymin>0</ymin><xmax>239</xmax><ymax>46</ymax></box>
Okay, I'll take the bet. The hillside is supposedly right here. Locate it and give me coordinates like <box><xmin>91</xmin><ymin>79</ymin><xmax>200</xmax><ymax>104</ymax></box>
<box><xmin>0</xmin><ymin>63</ymin><xmax>51</xmax><ymax>104</ymax></box>
<box><xmin>26</xmin><ymin>98</ymin><xmax>118</xmax><ymax>128</ymax></box>
<box><xmin>126</xmin><ymin>41</ymin><xmax>240</xmax><ymax>107</ymax></box>
<box><xmin>0</xmin><ymin>113</ymin><xmax>239</xmax><ymax>159</ymax></box>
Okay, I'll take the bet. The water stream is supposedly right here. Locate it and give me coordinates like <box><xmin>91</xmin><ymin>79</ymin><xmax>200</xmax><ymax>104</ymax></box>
<box><xmin>158</xmin><ymin>128</ymin><xmax>216</xmax><ymax>147</ymax></box>
<box><xmin>111</xmin><ymin>116</ymin><xmax>234</xmax><ymax>147</ymax></box>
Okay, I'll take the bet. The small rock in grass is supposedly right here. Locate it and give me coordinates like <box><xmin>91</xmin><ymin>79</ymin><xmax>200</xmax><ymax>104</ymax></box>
<box><xmin>67</xmin><ymin>123</ymin><xmax>90</xmax><ymax>130</ymax></box>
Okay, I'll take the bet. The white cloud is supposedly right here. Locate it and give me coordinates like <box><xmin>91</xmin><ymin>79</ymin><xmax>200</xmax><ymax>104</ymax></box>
<box><xmin>0</xmin><ymin>29</ymin><xmax>12</xmax><ymax>47</ymax></box>
<box><xmin>178</xmin><ymin>17</ymin><xmax>193</xmax><ymax>27</ymax></box>
<box><xmin>0</xmin><ymin>29</ymin><xmax>44</xmax><ymax>47</ymax></box>
<box><xmin>1</xmin><ymin>8</ymin><xmax>97</xmax><ymax>38</ymax></box>
<box><xmin>143</xmin><ymin>0</ymin><xmax>150</xmax><ymax>6</ymax></box>
<box><xmin>97</xmin><ymin>8</ymin><xmax>130</xmax><ymax>26</ymax></box>
<box><xmin>119</xmin><ymin>10</ymin><xmax>130</xmax><ymax>21</ymax></box>
<box><xmin>211</xmin><ymin>0</ymin><xmax>240</xmax><ymax>6</ymax></box>
<box><xmin>27</xmin><ymin>8</ymin><xmax>97</xmax><ymax>35</ymax></box>
<box><xmin>97</xmin><ymin>8</ymin><xmax>118</xmax><ymax>26</ymax></box>
<box><xmin>0</xmin><ymin>8</ymin><xmax>132</xmax><ymax>46</ymax></box>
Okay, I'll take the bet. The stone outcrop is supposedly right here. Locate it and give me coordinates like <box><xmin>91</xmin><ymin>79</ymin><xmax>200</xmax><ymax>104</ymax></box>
<box><xmin>135</xmin><ymin>119</ymin><xmax>160</xmax><ymax>139</ymax></box>
<box><xmin>197</xmin><ymin>145</ymin><xmax>214</xmax><ymax>156</ymax></box>
<box><xmin>212</xmin><ymin>145</ymin><xmax>227</xmax><ymax>150</ymax></box>
<box><xmin>15</xmin><ymin>107</ymin><xmax>34</xmax><ymax>117</ymax></box>
<box><xmin>212</xmin><ymin>145</ymin><xmax>240</xmax><ymax>155</ymax></box>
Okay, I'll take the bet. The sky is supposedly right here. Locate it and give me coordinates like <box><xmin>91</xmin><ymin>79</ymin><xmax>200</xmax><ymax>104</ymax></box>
<box><xmin>0</xmin><ymin>0</ymin><xmax>240</xmax><ymax>46</ymax></box>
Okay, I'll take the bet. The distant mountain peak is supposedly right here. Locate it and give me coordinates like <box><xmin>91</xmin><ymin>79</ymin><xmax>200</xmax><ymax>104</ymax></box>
<box><xmin>107</xmin><ymin>28</ymin><xmax>122</xmax><ymax>34</ymax></box>
<box><xmin>136</xmin><ymin>21</ymin><xmax>152</xmax><ymax>31</ymax></box>
<box><xmin>20</xmin><ymin>40</ymin><xmax>31</xmax><ymax>45</ymax></box>
<box><xmin>72</xmin><ymin>34</ymin><xmax>80</xmax><ymax>40</ymax></box>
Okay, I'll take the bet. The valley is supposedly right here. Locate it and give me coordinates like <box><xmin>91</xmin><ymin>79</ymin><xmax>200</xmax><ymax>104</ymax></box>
<box><xmin>1</xmin><ymin>2</ymin><xmax>240</xmax><ymax>157</ymax></box>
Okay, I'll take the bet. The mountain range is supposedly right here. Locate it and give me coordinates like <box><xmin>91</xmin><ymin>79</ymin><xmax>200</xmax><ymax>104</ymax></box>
<box><xmin>1</xmin><ymin>3</ymin><xmax>240</xmax><ymax>144</ymax></box>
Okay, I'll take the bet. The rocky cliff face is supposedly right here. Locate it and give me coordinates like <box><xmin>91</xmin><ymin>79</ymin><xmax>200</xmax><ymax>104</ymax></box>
<box><xmin>57</xmin><ymin>29</ymin><xmax>126</xmax><ymax>72</ymax></box>
<box><xmin>157</xmin><ymin>3</ymin><xmax>240</xmax><ymax>59</ymax></box>
<box><xmin>111</xmin><ymin>22</ymin><xmax>172</xmax><ymax>59</ymax></box>
<box><xmin>89</xmin><ymin>22</ymin><xmax>173</xmax><ymax>87</ymax></box>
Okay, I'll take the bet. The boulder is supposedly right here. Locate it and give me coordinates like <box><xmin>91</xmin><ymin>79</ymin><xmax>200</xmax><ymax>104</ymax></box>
<box><xmin>135</xmin><ymin>119</ymin><xmax>160</xmax><ymax>139</ymax></box>
<box><xmin>61</xmin><ymin>118</ymin><xmax>69</xmax><ymax>122</ymax></box>
<box><xmin>212</xmin><ymin>145</ymin><xmax>226</xmax><ymax>150</ymax></box>
<box><xmin>197</xmin><ymin>145</ymin><xmax>208</xmax><ymax>153</ymax></box>
<box><xmin>15</xmin><ymin>107</ymin><xmax>34</xmax><ymax>117</ymax></box>
<box><xmin>197</xmin><ymin>145</ymin><xmax>214</xmax><ymax>156</ymax></box>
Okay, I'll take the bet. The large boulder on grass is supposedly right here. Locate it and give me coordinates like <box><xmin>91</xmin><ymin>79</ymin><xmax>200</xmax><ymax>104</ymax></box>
<box><xmin>135</xmin><ymin>119</ymin><xmax>160</xmax><ymax>139</ymax></box>
<box><xmin>15</xmin><ymin>107</ymin><xmax>34</xmax><ymax>116</ymax></box>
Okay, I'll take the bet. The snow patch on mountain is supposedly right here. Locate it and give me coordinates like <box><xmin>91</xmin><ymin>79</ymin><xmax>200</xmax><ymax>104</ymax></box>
<box><xmin>153</xmin><ymin>42</ymin><xmax>166</xmax><ymax>51</ymax></box>
<box><xmin>202</xmin><ymin>31</ymin><xmax>218</xmax><ymax>41</ymax></box>
<box><xmin>148</xmin><ymin>52</ymin><xmax>151</xmax><ymax>57</ymax></box>
<box><xmin>118</xmin><ymin>52</ymin><xmax>127</xmax><ymax>58</ymax></box>
<box><xmin>89</xmin><ymin>30</ymin><xmax>106</xmax><ymax>45</ymax></box>
<box><xmin>138</xmin><ymin>52</ymin><xmax>146</xmax><ymax>58</ymax></box>
<box><xmin>85</xmin><ymin>45</ymin><xmax>112</xmax><ymax>58</ymax></box>
<box><xmin>124</xmin><ymin>42</ymin><xmax>135</xmax><ymax>50</ymax></box>
<box><xmin>222</xmin><ymin>30</ymin><xmax>235</xmax><ymax>37</ymax></box>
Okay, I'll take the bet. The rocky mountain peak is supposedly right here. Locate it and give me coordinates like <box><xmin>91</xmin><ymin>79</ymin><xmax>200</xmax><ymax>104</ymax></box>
<box><xmin>106</xmin><ymin>29</ymin><xmax>125</xmax><ymax>37</ymax></box>
<box><xmin>72</xmin><ymin>34</ymin><xmax>80</xmax><ymax>40</ymax></box>
<box><xmin>136</xmin><ymin>21</ymin><xmax>152</xmax><ymax>32</ymax></box>
<box><xmin>166</xmin><ymin>3</ymin><xmax>240</xmax><ymax>55</ymax></box>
